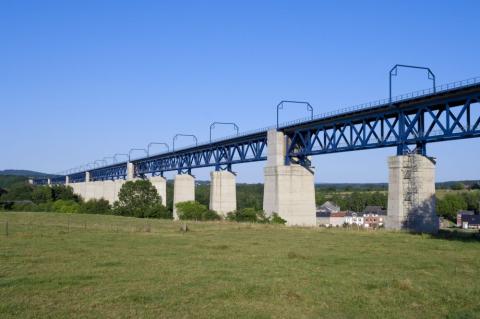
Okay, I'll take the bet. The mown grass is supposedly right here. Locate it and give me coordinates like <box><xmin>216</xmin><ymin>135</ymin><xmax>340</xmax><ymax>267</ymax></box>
<box><xmin>0</xmin><ymin>212</ymin><xmax>479</xmax><ymax>318</ymax></box>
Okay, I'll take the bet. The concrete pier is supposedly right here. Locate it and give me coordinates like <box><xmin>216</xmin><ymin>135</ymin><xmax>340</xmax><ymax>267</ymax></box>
<box><xmin>263</xmin><ymin>129</ymin><xmax>316</xmax><ymax>226</ymax></box>
<box><xmin>127</xmin><ymin>162</ymin><xmax>135</xmax><ymax>180</ymax></box>
<box><xmin>173</xmin><ymin>174</ymin><xmax>195</xmax><ymax>220</ymax></box>
<box><xmin>386</xmin><ymin>154</ymin><xmax>439</xmax><ymax>233</ymax></box>
<box><xmin>151</xmin><ymin>176</ymin><xmax>167</xmax><ymax>206</ymax></box>
<box><xmin>209</xmin><ymin>170</ymin><xmax>236</xmax><ymax>216</ymax></box>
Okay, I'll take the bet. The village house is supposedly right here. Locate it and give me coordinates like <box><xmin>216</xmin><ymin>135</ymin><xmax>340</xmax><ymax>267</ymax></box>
<box><xmin>317</xmin><ymin>201</ymin><xmax>340</xmax><ymax>214</ymax></box>
<box><xmin>345</xmin><ymin>212</ymin><xmax>364</xmax><ymax>226</ymax></box>
<box><xmin>460</xmin><ymin>214</ymin><xmax>480</xmax><ymax>229</ymax></box>
<box><xmin>363</xmin><ymin>213</ymin><xmax>385</xmax><ymax>228</ymax></box>
<box><xmin>457</xmin><ymin>210</ymin><xmax>475</xmax><ymax>227</ymax></box>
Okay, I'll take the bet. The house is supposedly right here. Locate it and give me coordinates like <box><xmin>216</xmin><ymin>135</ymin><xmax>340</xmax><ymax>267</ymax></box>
<box><xmin>461</xmin><ymin>214</ymin><xmax>480</xmax><ymax>229</ymax></box>
<box><xmin>457</xmin><ymin>211</ymin><xmax>474</xmax><ymax>227</ymax></box>
<box><xmin>330</xmin><ymin>211</ymin><xmax>347</xmax><ymax>227</ymax></box>
<box><xmin>317</xmin><ymin>201</ymin><xmax>340</xmax><ymax>214</ymax></box>
<box><xmin>363</xmin><ymin>213</ymin><xmax>385</xmax><ymax>228</ymax></box>
<box><xmin>363</xmin><ymin>206</ymin><xmax>387</xmax><ymax>215</ymax></box>
<box><xmin>316</xmin><ymin>211</ymin><xmax>331</xmax><ymax>226</ymax></box>
<box><xmin>345</xmin><ymin>212</ymin><xmax>364</xmax><ymax>226</ymax></box>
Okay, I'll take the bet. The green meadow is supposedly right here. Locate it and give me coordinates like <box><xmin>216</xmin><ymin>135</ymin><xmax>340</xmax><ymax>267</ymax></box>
<box><xmin>1</xmin><ymin>212</ymin><xmax>479</xmax><ymax>318</ymax></box>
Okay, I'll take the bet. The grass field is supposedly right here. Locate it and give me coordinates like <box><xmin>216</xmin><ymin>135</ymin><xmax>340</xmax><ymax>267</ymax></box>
<box><xmin>1</xmin><ymin>212</ymin><xmax>479</xmax><ymax>318</ymax></box>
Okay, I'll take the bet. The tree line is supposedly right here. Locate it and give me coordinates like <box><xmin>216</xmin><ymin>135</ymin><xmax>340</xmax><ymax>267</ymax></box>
<box><xmin>1</xmin><ymin>179</ymin><xmax>479</xmax><ymax>223</ymax></box>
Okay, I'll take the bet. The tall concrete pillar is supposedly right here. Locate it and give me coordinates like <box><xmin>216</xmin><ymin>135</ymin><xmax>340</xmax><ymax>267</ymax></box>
<box><xmin>47</xmin><ymin>178</ymin><xmax>51</xmax><ymax>186</ymax></box>
<box><xmin>210</xmin><ymin>171</ymin><xmax>236</xmax><ymax>216</ymax></box>
<box><xmin>386</xmin><ymin>154</ymin><xmax>439</xmax><ymax>233</ymax></box>
<box><xmin>85</xmin><ymin>172</ymin><xmax>95</xmax><ymax>201</ymax></box>
<box><xmin>151</xmin><ymin>176</ymin><xmax>167</xmax><ymax>206</ymax></box>
<box><xmin>173</xmin><ymin>174</ymin><xmax>195</xmax><ymax>220</ymax></box>
<box><xmin>263</xmin><ymin>129</ymin><xmax>316</xmax><ymax>226</ymax></box>
<box><xmin>127</xmin><ymin>162</ymin><xmax>135</xmax><ymax>180</ymax></box>
<box><xmin>65</xmin><ymin>176</ymin><xmax>70</xmax><ymax>185</ymax></box>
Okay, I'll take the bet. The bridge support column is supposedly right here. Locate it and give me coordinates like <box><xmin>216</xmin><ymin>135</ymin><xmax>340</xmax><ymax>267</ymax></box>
<box><xmin>151</xmin><ymin>176</ymin><xmax>168</xmax><ymax>206</ymax></box>
<box><xmin>127</xmin><ymin>162</ymin><xmax>135</xmax><ymax>180</ymax></box>
<box><xmin>386</xmin><ymin>154</ymin><xmax>439</xmax><ymax>233</ymax></box>
<box><xmin>85</xmin><ymin>172</ymin><xmax>95</xmax><ymax>201</ymax></box>
<box><xmin>263</xmin><ymin>129</ymin><xmax>316</xmax><ymax>226</ymax></box>
<box><xmin>173</xmin><ymin>174</ymin><xmax>195</xmax><ymax>220</ymax></box>
<box><xmin>209</xmin><ymin>171</ymin><xmax>236</xmax><ymax>217</ymax></box>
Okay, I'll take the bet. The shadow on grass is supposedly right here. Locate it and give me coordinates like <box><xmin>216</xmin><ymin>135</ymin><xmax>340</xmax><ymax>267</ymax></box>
<box><xmin>431</xmin><ymin>229</ymin><xmax>480</xmax><ymax>242</ymax></box>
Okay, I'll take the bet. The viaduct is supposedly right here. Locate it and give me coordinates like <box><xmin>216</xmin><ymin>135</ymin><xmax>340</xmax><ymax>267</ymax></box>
<box><xmin>33</xmin><ymin>66</ymin><xmax>480</xmax><ymax>233</ymax></box>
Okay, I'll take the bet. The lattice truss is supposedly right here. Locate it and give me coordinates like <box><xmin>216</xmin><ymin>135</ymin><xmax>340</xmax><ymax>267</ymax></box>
<box><xmin>135</xmin><ymin>136</ymin><xmax>267</xmax><ymax>176</ymax></box>
<box><xmin>286</xmin><ymin>93</ymin><xmax>480</xmax><ymax>159</ymax></box>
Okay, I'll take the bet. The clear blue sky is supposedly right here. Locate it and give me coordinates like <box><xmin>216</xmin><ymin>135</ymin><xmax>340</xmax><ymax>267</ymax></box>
<box><xmin>1</xmin><ymin>0</ymin><xmax>479</xmax><ymax>183</ymax></box>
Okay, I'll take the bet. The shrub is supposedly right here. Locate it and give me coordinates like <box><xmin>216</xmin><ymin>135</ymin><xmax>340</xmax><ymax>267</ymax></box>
<box><xmin>271</xmin><ymin>213</ymin><xmax>287</xmax><ymax>225</ymax></box>
<box><xmin>80</xmin><ymin>199</ymin><xmax>111</xmax><ymax>214</ymax></box>
<box><xmin>0</xmin><ymin>182</ymin><xmax>34</xmax><ymax>202</ymax></box>
<box><xmin>145</xmin><ymin>203</ymin><xmax>172</xmax><ymax>219</ymax></box>
<box><xmin>51</xmin><ymin>185</ymin><xmax>80</xmax><ymax>202</ymax></box>
<box><xmin>52</xmin><ymin>200</ymin><xmax>80</xmax><ymax>214</ymax></box>
<box><xmin>227</xmin><ymin>208</ymin><xmax>268</xmax><ymax>223</ymax></box>
<box><xmin>11</xmin><ymin>202</ymin><xmax>37</xmax><ymax>212</ymax></box>
<box><xmin>202</xmin><ymin>209</ymin><xmax>221</xmax><ymax>221</ymax></box>
<box><xmin>175</xmin><ymin>201</ymin><xmax>220</xmax><ymax>221</ymax></box>
<box><xmin>31</xmin><ymin>186</ymin><xmax>53</xmax><ymax>203</ymax></box>
<box><xmin>437</xmin><ymin>194</ymin><xmax>468</xmax><ymax>221</ymax></box>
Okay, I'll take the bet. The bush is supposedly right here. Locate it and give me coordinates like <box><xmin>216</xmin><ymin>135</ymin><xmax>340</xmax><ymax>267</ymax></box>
<box><xmin>226</xmin><ymin>208</ymin><xmax>273</xmax><ymax>223</ymax></box>
<box><xmin>80</xmin><ymin>199</ymin><xmax>111</xmax><ymax>215</ymax></box>
<box><xmin>271</xmin><ymin>213</ymin><xmax>287</xmax><ymax>225</ymax></box>
<box><xmin>11</xmin><ymin>202</ymin><xmax>37</xmax><ymax>212</ymax></box>
<box><xmin>175</xmin><ymin>201</ymin><xmax>220</xmax><ymax>221</ymax></box>
<box><xmin>145</xmin><ymin>203</ymin><xmax>172</xmax><ymax>219</ymax></box>
<box><xmin>52</xmin><ymin>200</ymin><xmax>80</xmax><ymax>214</ymax></box>
<box><xmin>0</xmin><ymin>182</ymin><xmax>34</xmax><ymax>202</ymax></box>
<box><xmin>437</xmin><ymin>194</ymin><xmax>468</xmax><ymax>221</ymax></box>
<box><xmin>202</xmin><ymin>209</ymin><xmax>221</xmax><ymax>221</ymax></box>
<box><xmin>51</xmin><ymin>185</ymin><xmax>80</xmax><ymax>202</ymax></box>
<box><xmin>31</xmin><ymin>186</ymin><xmax>53</xmax><ymax>203</ymax></box>
<box><xmin>113</xmin><ymin>180</ymin><xmax>171</xmax><ymax>219</ymax></box>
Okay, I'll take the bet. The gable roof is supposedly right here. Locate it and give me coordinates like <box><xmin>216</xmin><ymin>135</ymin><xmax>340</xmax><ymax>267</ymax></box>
<box><xmin>318</xmin><ymin>201</ymin><xmax>340</xmax><ymax>212</ymax></box>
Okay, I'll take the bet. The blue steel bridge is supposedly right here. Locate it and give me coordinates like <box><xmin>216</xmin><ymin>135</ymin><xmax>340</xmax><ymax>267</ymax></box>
<box><xmin>40</xmin><ymin>74</ymin><xmax>480</xmax><ymax>186</ymax></box>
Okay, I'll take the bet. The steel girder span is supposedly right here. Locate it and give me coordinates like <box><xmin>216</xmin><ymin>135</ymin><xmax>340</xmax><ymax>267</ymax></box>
<box><xmin>39</xmin><ymin>80</ymin><xmax>480</xmax><ymax>184</ymax></box>
<box><xmin>284</xmin><ymin>84</ymin><xmax>480</xmax><ymax>163</ymax></box>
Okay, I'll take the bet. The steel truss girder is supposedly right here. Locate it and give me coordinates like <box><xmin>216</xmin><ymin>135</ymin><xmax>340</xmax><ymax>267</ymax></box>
<box><xmin>134</xmin><ymin>137</ymin><xmax>267</xmax><ymax>176</ymax></box>
<box><xmin>89</xmin><ymin>164</ymin><xmax>128</xmax><ymax>181</ymax></box>
<box><xmin>69</xmin><ymin>172</ymin><xmax>86</xmax><ymax>183</ymax></box>
<box><xmin>286</xmin><ymin>93</ymin><xmax>480</xmax><ymax>157</ymax></box>
<box><xmin>33</xmin><ymin>178</ymin><xmax>49</xmax><ymax>186</ymax></box>
<box><xmin>50</xmin><ymin>176</ymin><xmax>66</xmax><ymax>185</ymax></box>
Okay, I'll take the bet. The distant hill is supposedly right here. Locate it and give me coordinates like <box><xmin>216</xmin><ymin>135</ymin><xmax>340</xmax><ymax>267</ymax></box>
<box><xmin>0</xmin><ymin>170</ymin><xmax>52</xmax><ymax>178</ymax></box>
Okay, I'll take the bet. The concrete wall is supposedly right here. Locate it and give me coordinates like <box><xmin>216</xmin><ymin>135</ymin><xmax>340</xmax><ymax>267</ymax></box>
<box><xmin>68</xmin><ymin>179</ymin><xmax>125</xmax><ymax>204</ymax></box>
<box><xmin>173</xmin><ymin>174</ymin><xmax>195</xmax><ymax>220</ymax></box>
<box><xmin>263</xmin><ymin>129</ymin><xmax>316</xmax><ymax>226</ymax></box>
<box><xmin>386</xmin><ymin>154</ymin><xmax>439</xmax><ymax>233</ymax></box>
<box><xmin>209</xmin><ymin>171</ymin><xmax>236</xmax><ymax>216</ymax></box>
<box><xmin>150</xmin><ymin>176</ymin><xmax>167</xmax><ymax>206</ymax></box>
